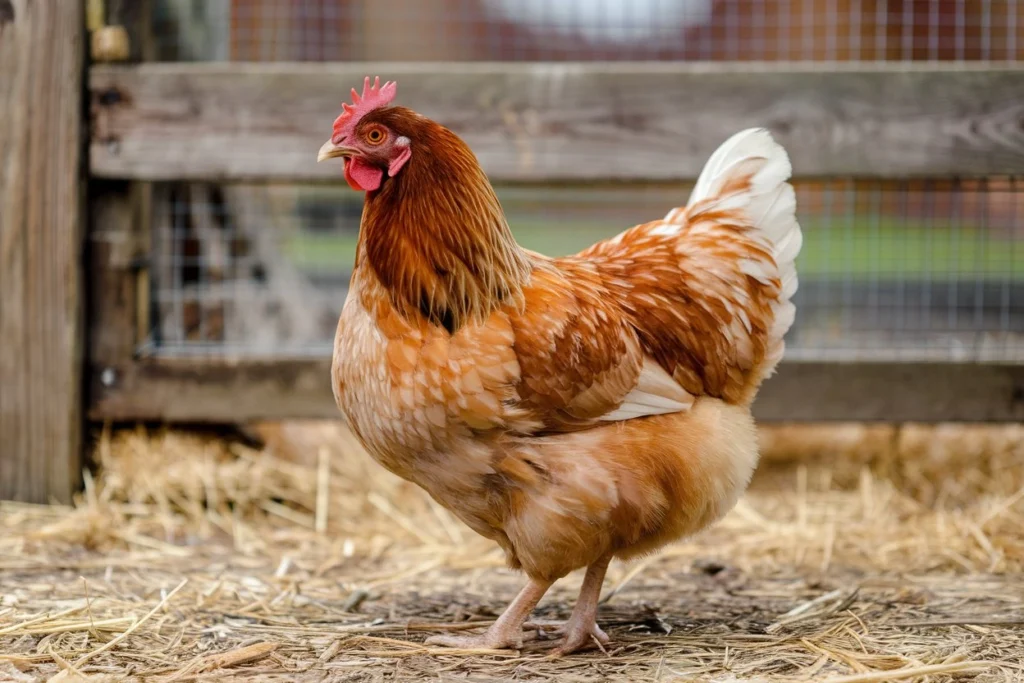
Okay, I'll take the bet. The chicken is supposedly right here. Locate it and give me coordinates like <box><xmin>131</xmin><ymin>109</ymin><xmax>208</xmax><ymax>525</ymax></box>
<box><xmin>318</xmin><ymin>77</ymin><xmax>802</xmax><ymax>655</ymax></box>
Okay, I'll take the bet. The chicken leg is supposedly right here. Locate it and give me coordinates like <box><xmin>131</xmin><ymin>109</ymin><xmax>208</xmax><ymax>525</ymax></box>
<box><xmin>526</xmin><ymin>553</ymin><xmax>613</xmax><ymax>656</ymax></box>
<box><xmin>425</xmin><ymin>577</ymin><xmax>553</xmax><ymax>650</ymax></box>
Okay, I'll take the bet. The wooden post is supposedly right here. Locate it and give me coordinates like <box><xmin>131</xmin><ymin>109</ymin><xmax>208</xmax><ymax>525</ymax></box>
<box><xmin>0</xmin><ymin>0</ymin><xmax>87</xmax><ymax>502</ymax></box>
<box><xmin>85</xmin><ymin>0</ymin><xmax>153</xmax><ymax>424</ymax></box>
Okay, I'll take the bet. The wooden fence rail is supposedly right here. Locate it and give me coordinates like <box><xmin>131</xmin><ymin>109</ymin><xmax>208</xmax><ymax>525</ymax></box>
<box><xmin>90</xmin><ymin>62</ymin><xmax>1024</xmax><ymax>182</ymax></box>
<box><xmin>87</xmin><ymin>356</ymin><xmax>1024</xmax><ymax>424</ymax></box>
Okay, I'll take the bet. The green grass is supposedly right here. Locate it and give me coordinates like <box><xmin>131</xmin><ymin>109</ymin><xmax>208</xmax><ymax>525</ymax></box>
<box><xmin>284</xmin><ymin>217</ymin><xmax>1022</xmax><ymax>281</ymax></box>
<box><xmin>795</xmin><ymin>219</ymin><xmax>1020</xmax><ymax>278</ymax></box>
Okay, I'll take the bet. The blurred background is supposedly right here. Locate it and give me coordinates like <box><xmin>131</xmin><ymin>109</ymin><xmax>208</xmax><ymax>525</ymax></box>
<box><xmin>137</xmin><ymin>0</ymin><xmax>1023</xmax><ymax>363</ymax></box>
<box><xmin>159</xmin><ymin>0</ymin><xmax>1023</xmax><ymax>61</ymax></box>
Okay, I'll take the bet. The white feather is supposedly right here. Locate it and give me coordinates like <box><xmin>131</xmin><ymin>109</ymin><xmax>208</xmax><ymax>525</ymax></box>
<box><xmin>601</xmin><ymin>356</ymin><xmax>694</xmax><ymax>422</ymax></box>
<box><xmin>649</xmin><ymin>222</ymin><xmax>682</xmax><ymax>237</ymax></box>
<box><xmin>771</xmin><ymin>300</ymin><xmax>797</xmax><ymax>339</ymax></box>
<box><xmin>690</xmin><ymin>128</ymin><xmax>803</xmax><ymax>375</ymax></box>
<box><xmin>605</xmin><ymin>130</ymin><xmax>802</xmax><ymax>420</ymax></box>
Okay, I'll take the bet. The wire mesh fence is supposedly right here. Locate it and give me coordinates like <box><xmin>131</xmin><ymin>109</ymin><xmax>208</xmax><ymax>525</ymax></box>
<box><xmin>140</xmin><ymin>1</ymin><xmax>1024</xmax><ymax>364</ymax></box>
<box><xmin>153</xmin><ymin>0</ymin><xmax>1024</xmax><ymax>63</ymax></box>
<box><xmin>147</xmin><ymin>179</ymin><xmax>1024</xmax><ymax>362</ymax></box>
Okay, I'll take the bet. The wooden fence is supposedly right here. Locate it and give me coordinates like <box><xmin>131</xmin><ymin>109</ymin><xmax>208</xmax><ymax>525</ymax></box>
<box><xmin>1</xmin><ymin>1</ymin><xmax>87</xmax><ymax>503</ymax></box>
<box><xmin>3</xmin><ymin>1</ymin><xmax>1024</xmax><ymax>502</ymax></box>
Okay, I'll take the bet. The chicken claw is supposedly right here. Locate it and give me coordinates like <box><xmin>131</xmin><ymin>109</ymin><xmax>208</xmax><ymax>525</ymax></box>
<box><xmin>532</xmin><ymin>553</ymin><xmax>614</xmax><ymax>656</ymax></box>
<box><xmin>425</xmin><ymin>578</ymin><xmax>553</xmax><ymax>652</ymax></box>
<box><xmin>525</xmin><ymin>619</ymin><xmax>610</xmax><ymax>655</ymax></box>
<box><xmin>424</xmin><ymin>628</ymin><xmax>526</xmax><ymax>651</ymax></box>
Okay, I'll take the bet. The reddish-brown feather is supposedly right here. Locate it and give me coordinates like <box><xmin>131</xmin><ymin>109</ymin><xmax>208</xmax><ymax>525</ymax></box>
<box><xmin>331</xmin><ymin>109</ymin><xmax>790</xmax><ymax>584</ymax></box>
<box><xmin>575</xmin><ymin>204</ymin><xmax>782</xmax><ymax>404</ymax></box>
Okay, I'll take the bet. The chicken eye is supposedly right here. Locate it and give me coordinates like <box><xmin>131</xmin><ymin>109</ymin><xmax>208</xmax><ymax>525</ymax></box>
<box><xmin>366</xmin><ymin>127</ymin><xmax>386</xmax><ymax>145</ymax></box>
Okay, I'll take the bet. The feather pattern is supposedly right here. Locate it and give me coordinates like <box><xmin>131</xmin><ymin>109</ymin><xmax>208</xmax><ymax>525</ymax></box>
<box><xmin>330</xmin><ymin>109</ymin><xmax>799</xmax><ymax>584</ymax></box>
<box><xmin>337</xmin><ymin>123</ymin><xmax>800</xmax><ymax>437</ymax></box>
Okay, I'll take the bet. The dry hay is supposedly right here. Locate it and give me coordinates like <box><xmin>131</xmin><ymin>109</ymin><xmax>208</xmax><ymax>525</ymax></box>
<box><xmin>1</xmin><ymin>422</ymin><xmax>1022</xmax><ymax>683</ymax></box>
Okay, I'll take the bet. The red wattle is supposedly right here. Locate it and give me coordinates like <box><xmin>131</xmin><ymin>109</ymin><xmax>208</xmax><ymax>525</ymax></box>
<box><xmin>344</xmin><ymin>157</ymin><xmax>383</xmax><ymax>192</ymax></box>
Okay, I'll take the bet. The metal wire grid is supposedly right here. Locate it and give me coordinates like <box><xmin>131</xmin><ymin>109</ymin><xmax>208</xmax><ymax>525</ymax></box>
<box><xmin>147</xmin><ymin>184</ymin><xmax>348</xmax><ymax>357</ymax></box>
<box><xmin>144</xmin><ymin>2</ymin><xmax>1024</xmax><ymax>362</ymax></box>
<box><xmin>152</xmin><ymin>0</ymin><xmax>1024</xmax><ymax>63</ymax></box>
<box><xmin>146</xmin><ymin>180</ymin><xmax>1024</xmax><ymax>361</ymax></box>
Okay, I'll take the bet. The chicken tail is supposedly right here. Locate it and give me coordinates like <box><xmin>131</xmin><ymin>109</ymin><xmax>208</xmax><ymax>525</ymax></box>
<box><xmin>682</xmin><ymin>128</ymin><xmax>802</xmax><ymax>383</ymax></box>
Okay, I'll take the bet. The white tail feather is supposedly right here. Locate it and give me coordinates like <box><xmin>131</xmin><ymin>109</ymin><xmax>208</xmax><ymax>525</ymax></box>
<box><xmin>687</xmin><ymin>128</ymin><xmax>802</xmax><ymax>373</ymax></box>
<box><xmin>604</xmin><ymin>129</ymin><xmax>801</xmax><ymax>422</ymax></box>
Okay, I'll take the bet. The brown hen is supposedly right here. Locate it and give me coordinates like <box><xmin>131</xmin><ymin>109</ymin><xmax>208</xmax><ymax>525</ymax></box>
<box><xmin>318</xmin><ymin>77</ymin><xmax>801</xmax><ymax>655</ymax></box>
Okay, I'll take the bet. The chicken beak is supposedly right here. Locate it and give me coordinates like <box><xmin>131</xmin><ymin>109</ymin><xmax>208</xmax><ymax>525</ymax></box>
<box><xmin>317</xmin><ymin>139</ymin><xmax>358</xmax><ymax>163</ymax></box>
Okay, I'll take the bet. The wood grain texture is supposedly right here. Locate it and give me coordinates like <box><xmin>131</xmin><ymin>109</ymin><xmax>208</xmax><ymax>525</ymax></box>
<box><xmin>87</xmin><ymin>359</ymin><xmax>1024</xmax><ymax>423</ymax></box>
<box><xmin>85</xmin><ymin>2</ymin><xmax>154</xmax><ymax>408</ymax></box>
<box><xmin>755</xmin><ymin>362</ymin><xmax>1024</xmax><ymax>423</ymax></box>
<box><xmin>88</xmin><ymin>358</ymin><xmax>337</xmax><ymax>422</ymax></box>
<box><xmin>88</xmin><ymin>181</ymin><xmax>148</xmax><ymax>369</ymax></box>
<box><xmin>89</xmin><ymin>62</ymin><xmax>1024</xmax><ymax>182</ymax></box>
<box><xmin>0</xmin><ymin>0</ymin><xmax>86</xmax><ymax>502</ymax></box>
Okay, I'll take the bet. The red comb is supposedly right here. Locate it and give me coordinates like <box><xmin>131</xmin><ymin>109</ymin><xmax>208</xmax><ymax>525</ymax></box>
<box><xmin>332</xmin><ymin>76</ymin><xmax>397</xmax><ymax>144</ymax></box>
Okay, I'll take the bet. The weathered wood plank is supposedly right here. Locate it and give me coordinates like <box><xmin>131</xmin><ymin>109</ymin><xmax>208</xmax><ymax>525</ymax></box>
<box><xmin>88</xmin><ymin>359</ymin><xmax>1024</xmax><ymax>423</ymax></box>
<box><xmin>88</xmin><ymin>358</ymin><xmax>337</xmax><ymax>422</ymax></box>
<box><xmin>89</xmin><ymin>63</ymin><xmax>1024</xmax><ymax>182</ymax></box>
<box><xmin>0</xmin><ymin>0</ymin><xmax>86</xmax><ymax>502</ymax></box>
<box><xmin>86</xmin><ymin>2</ymin><xmax>153</xmax><ymax>395</ymax></box>
<box><xmin>755</xmin><ymin>362</ymin><xmax>1024</xmax><ymax>422</ymax></box>
<box><xmin>88</xmin><ymin>181</ymin><xmax>148</xmax><ymax>369</ymax></box>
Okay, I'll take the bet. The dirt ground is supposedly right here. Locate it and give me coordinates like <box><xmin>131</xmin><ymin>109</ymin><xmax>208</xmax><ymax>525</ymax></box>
<box><xmin>1</xmin><ymin>422</ymin><xmax>1022</xmax><ymax>682</ymax></box>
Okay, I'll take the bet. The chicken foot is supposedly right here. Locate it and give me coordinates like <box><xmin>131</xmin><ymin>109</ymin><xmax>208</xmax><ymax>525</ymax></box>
<box><xmin>425</xmin><ymin>577</ymin><xmax>553</xmax><ymax>650</ymax></box>
<box><xmin>525</xmin><ymin>553</ymin><xmax>613</xmax><ymax>656</ymax></box>
<box><xmin>425</xmin><ymin>554</ymin><xmax>612</xmax><ymax>654</ymax></box>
